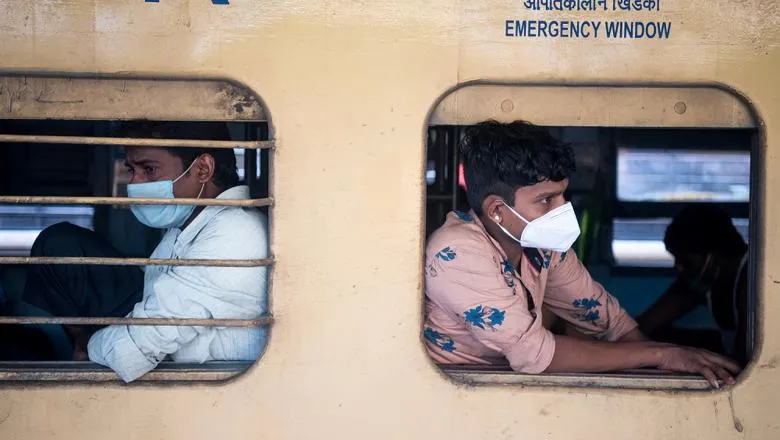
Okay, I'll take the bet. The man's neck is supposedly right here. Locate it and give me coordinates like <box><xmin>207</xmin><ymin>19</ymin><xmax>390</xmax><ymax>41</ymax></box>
<box><xmin>180</xmin><ymin>184</ymin><xmax>226</xmax><ymax>230</ymax></box>
<box><xmin>479</xmin><ymin>214</ymin><xmax>525</xmax><ymax>267</ymax></box>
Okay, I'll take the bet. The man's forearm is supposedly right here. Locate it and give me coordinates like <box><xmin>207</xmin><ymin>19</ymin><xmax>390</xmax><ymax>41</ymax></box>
<box><xmin>545</xmin><ymin>335</ymin><xmax>661</xmax><ymax>373</ymax></box>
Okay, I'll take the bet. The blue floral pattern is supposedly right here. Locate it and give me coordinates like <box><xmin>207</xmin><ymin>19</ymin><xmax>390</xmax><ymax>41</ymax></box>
<box><xmin>454</xmin><ymin>211</ymin><xmax>473</xmax><ymax>222</ymax></box>
<box><xmin>571</xmin><ymin>297</ymin><xmax>602</xmax><ymax>324</ymax></box>
<box><xmin>501</xmin><ymin>259</ymin><xmax>516</xmax><ymax>288</ymax></box>
<box><xmin>464</xmin><ymin>305</ymin><xmax>506</xmax><ymax>330</ymax></box>
<box><xmin>424</xmin><ymin>327</ymin><xmax>455</xmax><ymax>352</ymax></box>
<box><xmin>435</xmin><ymin>246</ymin><xmax>457</xmax><ymax>261</ymax></box>
<box><xmin>543</xmin><ymin>252</ymin><xmax>553</xmax><ymax>269</ymax></box>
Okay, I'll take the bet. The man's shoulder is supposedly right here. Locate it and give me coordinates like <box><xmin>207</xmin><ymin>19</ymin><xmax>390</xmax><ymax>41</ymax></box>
<box><xmin>189</xmin><ymin>206</ymin><xmax>268</xmax><ymax>260</ymax></box>
<box><xmin>209</xmin><ymin>207</ymin><xmax>268</xmax><ymax>238</ymax></box>
<box><xmin>427</xmin><ymin>211</ymin><xmax>493</xmax><ymax>259</ymax></box>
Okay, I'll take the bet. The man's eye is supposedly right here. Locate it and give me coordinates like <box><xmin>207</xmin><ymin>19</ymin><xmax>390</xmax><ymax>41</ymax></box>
<box><xmin>540</xmin><ymin>197</ymin><xmax>552</xmax><ymax>204</ymax></box>
<box><xmin>144</xmin><ymin>166</ymin><xmax>156</xmax><ymax>174</ymax></box>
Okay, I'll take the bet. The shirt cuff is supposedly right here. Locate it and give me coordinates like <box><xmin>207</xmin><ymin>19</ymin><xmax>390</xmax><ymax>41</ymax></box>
<box><xmin>504</xmin><ymin>328</ymin><xmax>557</xmax><ymax>374</ymax></box>
<box><xmin>88</xmin><ymin>326</ymin><xmax>158</xmax><ymax>383</ymax></box>
<box><xmin>603</xmin><ymin>312</ymin><xmax>639</xmax><ymax>342</ymax></box>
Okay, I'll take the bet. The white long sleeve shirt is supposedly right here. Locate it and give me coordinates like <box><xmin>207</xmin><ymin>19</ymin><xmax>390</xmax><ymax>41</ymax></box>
<box><xmin>88</xmin><ymin>185</ymin><xmax>269</xmax><ymax>382</ymax></box>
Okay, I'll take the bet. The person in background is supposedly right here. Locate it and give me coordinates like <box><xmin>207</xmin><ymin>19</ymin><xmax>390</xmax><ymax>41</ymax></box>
<box><xmin>637</xmin><ymin>205</ymin><xmax>750</xmax><ymax>366</ymax></box>
<box><xmin>423</xmin><ymin>120</ymin><xmax>741</xmax><ymax>387</ymax></box>
<box><xmin>22</xmin><ymin>121</ymin><xmax>269</xmax><ymax>382</ymax></box>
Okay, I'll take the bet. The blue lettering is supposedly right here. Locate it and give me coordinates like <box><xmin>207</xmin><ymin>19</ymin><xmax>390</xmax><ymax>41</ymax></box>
<box><xmin>504</xmin><ymin>19</ymin><xmax>665</xmax><ymax>40</ymax></box>
<box><xmin>549</xmin><ymin>20</ymin><xmax>559</xmax><ymax>38</ymax></box>
<box><xmin>645</xmin><ymin>22</ymin><xmax>657</xmax><ymax>38</ymax></box>
<box><xmin>560</xmin><ymin>21</ymin><xmax>570</xmax><ymax>38</ymax></box>
<box><xmin>538</xmin><ymin>20</ymin><xmax>549</xmax><ymax>37</ymax></box>
<box><xmin>528</xmin><ymin>20</ymin><xmax>538</xmax><ymax>37</ymax></box>
<box><xmin>624</xmin><ymin>21</ymin><xmax>633</xmax><ymax>38</ymax></box>
<box><xmin>605</xmin><ymin>21</ymin><xmax>621</xmax><ymax>38</ymax></box>
<box><xmin>658</xmin><ymin>22</ymin><xmax>672</xmax><ymax>38</ymax></box>
<box><xmin>514</xmin><ymin>20</ymin><xmax>528</xmax><ymax>37</ymax></box>
<box><xmin>579</xmin><ymin>22</ymin><xmax>589</xmax><ymax>38</ymax></box>
<box><xmin>637</xmin><ymin>21</ymin><xmax>647</xmax><ymax>39</ymax></box>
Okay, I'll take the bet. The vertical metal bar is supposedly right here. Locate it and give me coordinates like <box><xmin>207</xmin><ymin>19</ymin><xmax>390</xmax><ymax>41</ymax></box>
<box><xmin>436</xmin><ymin>127</ymin><xmax>448</xmax><ymax>195</ymax></box>
<box><xmin>451</xmin><ymin>126</ymin><xmax>461</xmax><ymax>212</ymax></box>
<box><xmin>747</xmin><ymin>130</ymin><xmax>759</xmax><ymax>363</ymax></box>
<box><xmin>246</xmin><ymin>149</ymin><xmax>258</xmax><ymax>188</ymax></box>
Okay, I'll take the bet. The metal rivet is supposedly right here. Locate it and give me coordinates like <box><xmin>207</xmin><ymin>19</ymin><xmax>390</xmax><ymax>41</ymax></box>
<box><xmin>674</xmin><ymin>101</ymin><xmax>687</xmax><ymax>115</ymax></box>
<box><xmin>501</xmin><ymin>99</ymin><xmax>515</xmax><ymax>113</ymax></box>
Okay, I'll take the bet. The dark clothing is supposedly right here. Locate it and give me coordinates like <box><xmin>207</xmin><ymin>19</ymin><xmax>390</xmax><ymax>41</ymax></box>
<box><xmin>0</xmin><ymin>301</ymin><xmax>56</xmax><ymax>361</ymax></box>
<box><xmin>23</xmin><ymin>222</ymin><xmax>144</xmax><ymax>334</ymax></box>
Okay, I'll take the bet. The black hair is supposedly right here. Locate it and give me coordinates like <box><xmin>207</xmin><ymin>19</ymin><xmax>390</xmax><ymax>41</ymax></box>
<box><xmin>117</xmin><ymin>121</ymin><xmax>239</xmax><ymax>189</ymax></box>
<box><xmin>664</xmin><ymin>204</ymin><xmax>747</xmax><ymax>258</ymax></box>
<box><xmin>459</xmin><ymin>120</ymin><xmax>576</xmax><ymax>216</ymax></box>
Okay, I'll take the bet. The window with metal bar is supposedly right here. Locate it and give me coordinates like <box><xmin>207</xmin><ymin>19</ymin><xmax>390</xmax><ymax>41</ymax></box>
<box><xmin>0</xmin><ymin>75</ymin><xmax>274</xmax><ymax>382</ymax></box>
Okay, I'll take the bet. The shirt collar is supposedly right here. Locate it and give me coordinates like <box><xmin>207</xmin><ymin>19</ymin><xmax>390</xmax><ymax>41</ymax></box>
<box><xmin>174</xmin><ymin>185</ymin><xmax>251</xmax><ymax>247</ymax></box>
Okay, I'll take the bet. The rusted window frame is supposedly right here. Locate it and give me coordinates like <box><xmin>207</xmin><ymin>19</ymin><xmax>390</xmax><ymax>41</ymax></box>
<box><xmin>0</xmin><ymin>74</ymin><xmax>275</xmax><ymax>383</ymax></box>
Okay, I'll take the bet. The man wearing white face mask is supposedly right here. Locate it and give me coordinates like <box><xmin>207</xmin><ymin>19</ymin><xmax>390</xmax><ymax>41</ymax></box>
<box><xmin>23</xmin><ymin>122</ymin><xmax>268</xmax><ymax>382</ymax></box>
<box><xmin>423</xmin><ymin>120</ymin><xmax>740</xmax><ymax>388</ymax></box>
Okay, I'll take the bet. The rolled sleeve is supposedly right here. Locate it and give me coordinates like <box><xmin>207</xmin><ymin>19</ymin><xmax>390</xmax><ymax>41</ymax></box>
<box><xmin>426</xmin><ymin>240</ymin><xmax>555</xmax><ymax>373</ymax></box>
<box><xmin>88</xmin><ymin>325</ymin><xmax>158</xmax><ymax>383</ymax></box>
<box><xmin>545</xmin><ymin>251</ymin><xmax>638</xmax><ymax>341</ymax></box>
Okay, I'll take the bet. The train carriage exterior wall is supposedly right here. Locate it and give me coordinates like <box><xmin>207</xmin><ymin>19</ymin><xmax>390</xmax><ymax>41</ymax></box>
<box><xmin>0</xmin><ymin>1</ymin><xmax>778</xmax><ymax>439</ymax></box>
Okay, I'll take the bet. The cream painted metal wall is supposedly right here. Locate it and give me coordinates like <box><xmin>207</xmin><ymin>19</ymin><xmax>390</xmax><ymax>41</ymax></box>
<box><xmin>0</xmin><ymin>1</ymin><xmax>778</xmax><ymax>439</ymax></box>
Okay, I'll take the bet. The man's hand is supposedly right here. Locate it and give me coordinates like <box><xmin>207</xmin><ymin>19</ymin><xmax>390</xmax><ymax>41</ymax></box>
<box><xmin>547</xmin><ymin>335</ymin><xmax>742</xmax><ymax>388</ymax></box>
<box><xmin>656</xmin><ymin>345</ymin><xmax>741</xmax><ymax>388</ymax></box>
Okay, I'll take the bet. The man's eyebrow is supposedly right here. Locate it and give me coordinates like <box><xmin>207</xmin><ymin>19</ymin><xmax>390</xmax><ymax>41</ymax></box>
<box><xmin>534</xmin><ymin>190</ymin><xmax>563</xmax><ymax>199</ymax></box>
<box><xmin>125</xmin><ymin>159</ymin><xmax>159</xmax><ymax>167</ymax></box>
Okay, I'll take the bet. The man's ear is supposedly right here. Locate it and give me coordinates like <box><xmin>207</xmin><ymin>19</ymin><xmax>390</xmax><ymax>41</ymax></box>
<box><xmin>483</xmin><ymin>195</ymin><xmax>505</xmax><ymax>223</ymax></box>
<box><xmin>194</xmin><ymin>154</ymin><xmax>216</xmax><ymax>184</ymax></box>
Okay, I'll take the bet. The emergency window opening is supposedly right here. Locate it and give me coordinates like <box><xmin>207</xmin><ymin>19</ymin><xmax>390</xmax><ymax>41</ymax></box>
<box><xmin>0</xmin><ymin>76</ymin><xmax>273</xmax><ymax>383</ymax></box>
<box><xmin>424</xmin><ymin>85</ymin><xmax>758</xmax><ymax>390</ymax></box>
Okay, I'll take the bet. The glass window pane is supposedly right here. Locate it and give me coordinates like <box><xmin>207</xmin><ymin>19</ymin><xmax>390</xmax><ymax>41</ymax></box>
<box><xmin>0</xmin><ymin>205</ymin><xmax>94</xmax><ymax>256</ymax></box>
<box><xmin>617</xmin><ymin>148</ymin><xmax>750</xmax><ymax>202</ymax></box>
<box><xmin>612</xmin><ymin>218</ymin><xmax>749</xmax><ymax>267</ymax></box>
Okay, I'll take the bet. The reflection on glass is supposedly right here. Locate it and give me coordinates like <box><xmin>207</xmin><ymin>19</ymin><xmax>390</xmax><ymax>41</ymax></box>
<box><xmin>612</xmin><ymin>218</ymin><xmax>749</xmax><ymax>267</ymax></box>
<box><xmin>617</xmin><ymin>148</ymin><xmax>750</xmax><ymax>202</ymax></box>
<box><xmin>0</xmin><ymin>205</ymin><xmax>94</xmax><ymax>256</ymax></box>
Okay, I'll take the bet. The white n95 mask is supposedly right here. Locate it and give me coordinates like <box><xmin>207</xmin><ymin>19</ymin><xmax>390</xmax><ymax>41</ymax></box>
<box><xmin>495</xmin><ymin>202</ymin><xmax>581</xmax><ymax>252</ymax></box>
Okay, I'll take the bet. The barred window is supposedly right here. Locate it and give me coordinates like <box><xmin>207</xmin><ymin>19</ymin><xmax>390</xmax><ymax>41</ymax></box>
<box><xmin>0</xmin><ymin>75</ymin><xmax>273</xmax><ymax>383</ymax></box>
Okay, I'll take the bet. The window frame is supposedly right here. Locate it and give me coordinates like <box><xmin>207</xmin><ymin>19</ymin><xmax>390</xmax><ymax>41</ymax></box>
<box><xmin>425</xmin><ymin>83</ymin><xmax>762</xmax><ymax>390</ymax></box>
<box><xmin>0</xmin><ymin>74</ymin><xmax>275</xmax><ymax>384</ymax></box>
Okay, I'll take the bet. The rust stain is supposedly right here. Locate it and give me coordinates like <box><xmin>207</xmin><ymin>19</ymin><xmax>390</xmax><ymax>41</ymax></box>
<box><xmin>759</xmin><ymin>357</ymin><xmax>779</xmax><ymax>369</ymax></box>
<box><xmin>728</xmin><ymin>391</ymin><xmax>745</xmax><ymax>434</ymax></box>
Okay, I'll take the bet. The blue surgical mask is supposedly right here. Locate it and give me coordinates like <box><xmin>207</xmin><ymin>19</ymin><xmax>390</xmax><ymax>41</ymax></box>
<box><xmin>127</xmin><ymin>158</ymin><xmax>205</xmax><ymax>229</ymax></box>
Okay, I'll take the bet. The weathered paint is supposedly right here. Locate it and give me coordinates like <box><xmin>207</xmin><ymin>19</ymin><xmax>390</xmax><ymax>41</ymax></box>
<box><xmin>0</xmin><ymin>0</ymin><xmax>778</xmax><ymax>439</ymax></box>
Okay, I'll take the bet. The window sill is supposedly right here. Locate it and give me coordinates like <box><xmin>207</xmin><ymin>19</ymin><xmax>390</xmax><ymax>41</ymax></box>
<box><xmin>0</xmin><ymin>361</ymin><xmax>253</xmax><ymax>382</ymax></box>
<box><xmin>439</xmin><ymin>364</ymin><xmax>716</xmax><ymax>390</ymax></box>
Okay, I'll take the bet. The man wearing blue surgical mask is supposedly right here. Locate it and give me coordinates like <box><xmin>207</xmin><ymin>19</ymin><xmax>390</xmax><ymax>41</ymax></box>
<box><xmin>423</xmin><ymin>120</ymin><xmax>741</xmax><ymax>388</ymax></box>
<box><xmin>22</xmin><ymin>122</ymin><xmax>268</xmax><ymax>382</ymax></box>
